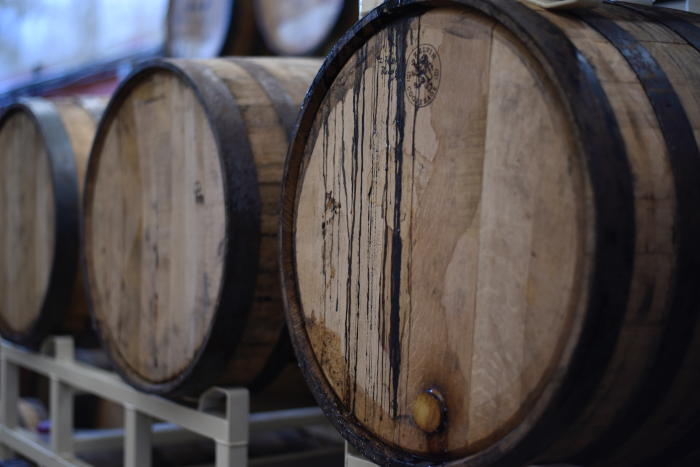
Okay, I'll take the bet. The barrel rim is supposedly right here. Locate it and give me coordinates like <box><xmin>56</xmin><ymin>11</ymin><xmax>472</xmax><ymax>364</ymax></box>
<box><xmin>278</xmin><ymin>0</ymin><xmax>635</xmax><ymax>465</ymax></box>
<box><xmin>0</xmin><ymin>98</ymin><xmax>80</xmax><ymax>349</ymax></box>
<box><xmin>81</xmin><ymin>59</ymin><xmax>261</xmax><ymax>397</ymax></box>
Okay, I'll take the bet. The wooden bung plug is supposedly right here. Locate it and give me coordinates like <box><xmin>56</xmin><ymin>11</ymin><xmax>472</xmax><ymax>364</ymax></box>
<box><xmin>279</xmin><ymin>1</ymin><xmax>700</xmax><ymax>466</ymax></box>
<box><xmin>413</xmin><ymin>389</ymin><xmax>445</xmax><ymax>434</ymax></box>
<box><xmin>0</xmin><ymin>97</ymin><xmax>106</xmax><ymax>348</ymax></box>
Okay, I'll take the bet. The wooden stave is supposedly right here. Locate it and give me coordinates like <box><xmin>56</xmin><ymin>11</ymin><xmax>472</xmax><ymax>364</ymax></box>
<box><xmin>0</xmin><ymin>98</ymin><xmax>102</xmax><ymax>348</ymax></box>
<box><xmin>194</xmin><ymin>57</ymin><xmax>321</xmax><ymax>395</ymax></box>
<box><xmin>82</xmin><ymin>58</ymin><xmax>320</xmax><ymax>397</ymax></box>
<box><xmin>520</xmin><ymin>4</ymin><xmax>700</xmax><ymax>466</ymax></box>
<box><xmin>219</xmin><ymin>57</ymin><xmax>301</xmax><ymax>394</ymax></box>
<box><xmin>546</xmin><ymin>4</ymin><xmax>700</xmax><ymax>466</ymax></box>
<box><xmin>253</xmin><ymin>0</ymin><xmax>359</xmax><ymax>57</ymax></box>
<box><xmin>277</xmin><ymin>1</ymin><xmax>700</xmax><ymax>466</ymax></box>
<box><xmin>600</xmin><ymin>11</ymin><xmax>700</xmax><ymax>465</ymax></box>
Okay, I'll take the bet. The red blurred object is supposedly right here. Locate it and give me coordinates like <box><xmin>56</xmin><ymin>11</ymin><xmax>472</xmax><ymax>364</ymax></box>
<box><xmin>43</xmin><ymin>76</ymin><xmax>120</xmax><ymax>99</ymax></box>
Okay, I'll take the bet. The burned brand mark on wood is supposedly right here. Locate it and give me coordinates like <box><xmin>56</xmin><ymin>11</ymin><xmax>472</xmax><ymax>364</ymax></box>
<box><xmin>377</xmin><ymin>54</ymin><xmax>400</xmax><ymax>81</ymax></box>
<box><xmin>406</xmin><ymin>44</ymin><xmax>441</xmax><ymax>107</ymax></box>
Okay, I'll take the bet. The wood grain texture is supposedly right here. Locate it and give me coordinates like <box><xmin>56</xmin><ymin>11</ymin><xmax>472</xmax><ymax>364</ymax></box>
<box><xmin>0</xmin><ymin>110</ymin><xmax>55</xmax><ymax>335</ymax></box>
<box><xmin>0</xmin><ymin>98</ymin><xmax>105</xmax><ymax>346</ymax></box>
<box><xmin>548</xmin><ymin>4</ymin><xmax>700</xmax><ymax>467</ymax></box>
<box><xmin>519</xmin><ymin>5</ymin><xmax>679</xmax><ymax>465</ymax></box>
<box><xmin>88</xmin><ymin>71</ymin><xmax>227</xmax><ymax>383</ymax></box>
<box><xmin>254</xmin><ymin>0</ymin><xmax>358</xmax><ymax>56</ymax></box>
<box><xmin>279</xmin><ymin>1</ymin><xmax>700</xmax><ymax>466</ymax></box>
<box><xmin>293</xmin><ymin>8</ymin><xmax>584</xmax><ymax>458</ymax></box>
<box><xmin>83</xmin><ymin>58</ymin><xmax>321</xmax><ymax>396</ymax></box>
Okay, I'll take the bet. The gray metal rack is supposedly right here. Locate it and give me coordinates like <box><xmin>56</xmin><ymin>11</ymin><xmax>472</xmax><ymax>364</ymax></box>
<box><xmin>0</xmin><ymin>337</ymin><xmax>335</xmax><ymax>467</ymax></box>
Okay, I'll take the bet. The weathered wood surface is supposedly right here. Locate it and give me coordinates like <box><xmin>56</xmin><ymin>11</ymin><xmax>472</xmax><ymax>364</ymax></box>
<box><xmin>83</xmin><ymin>57</ymin><xmax>321</xmax><ymax>396</ymax></box>
<box><xmin>279</xmin><ymin>1</ymin><xmax>700</xmax><ymax>466</ymax></box>
<box><xmin>0</xmin><ymin>97</ymin><xmax>106</xmax><ymax>347</ymax></box>
<box><xmin>254</xmin><ymin>0</ymin><xmax>358</xmax><ymax>56</ymax></box>
<box><xmin>166</xmin><ymin>0</ymin><xmax>268</xmax><ymax>58</ymax></box>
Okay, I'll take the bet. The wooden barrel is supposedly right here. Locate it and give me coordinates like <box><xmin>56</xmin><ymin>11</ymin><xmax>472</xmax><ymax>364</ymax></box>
<box><xmin>82</xmin><ymin>57</ymin><xmax>322</xmax><ymax>397</ymax></box>
<box><xmin>0</xmin><ymin>97</ymin><xmax>106</xmax><ymax>348</ymax></box>
<box><xmin>253</xmin><ymin>0</ymin><xmax>358</xmax><ymax>56</ymax></box>
<box><xmin>166</xmin><ymin>0</ymin><xmax>268</xmax><ymax>58</ymax></box>
<box><xmin>279</xmin><ymin>1</ymin><xmax>700</xmax><ymax>466</ymax></box>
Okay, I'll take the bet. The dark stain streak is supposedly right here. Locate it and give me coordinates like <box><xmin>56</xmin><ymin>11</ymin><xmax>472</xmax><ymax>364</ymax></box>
<box><xmin>387</xmin><ymin>21</ymin><xmax>410</xmax><ymax>420</ymax></box>
<box><xmin>350</xmin><ymin>43</ymin><xmax>367</xmax><ymax>415</ymax></box>
<box><xmin>203</xmin><ymin>272</ymin><xmax>210</xmax><ymax>315</ymax></box>
<box><xmin>403</xmin><ymin>19</ymin><xmax>421</xmax><ymax>443</ymax></box>
<box><xmin>334</xmin><ymin>98</ymin><xmax>345</xmax><ymax>407</ymax></box>
<box><xmin>370</xmin><ymin>37</ymin><xmax>382</xmax><ymax>417</ymax></box>
<box><xmin>325</xmin><ymin>192</ymin><xmax>341</xmax><ymax>214</ymax></box>
<box><xmin>194</xmin><ymin>180</ymin><xmax>205</xmax><ymax>204</ymax></box>
<box><xmin>380</xmin><ymin>27</ymin><xmax>392</xmax><ymax>418</ymax></box>
<box><xmin>320</xmin><ymin>99</ymin><xmax>330</xmax><ymax>402</ymax></box>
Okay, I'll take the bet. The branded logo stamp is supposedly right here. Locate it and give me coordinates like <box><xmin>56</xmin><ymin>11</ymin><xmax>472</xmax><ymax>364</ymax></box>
<box><xmin>406</xmin><ymin>44</ymin><xmax>441</xmax><ymax>107</ymax></box>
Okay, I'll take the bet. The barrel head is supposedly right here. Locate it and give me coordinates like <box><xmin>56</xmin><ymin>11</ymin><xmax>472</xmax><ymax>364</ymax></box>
<box><xmin>0</xmin><ymin>109</ymin><xmax>56</xmax><ymax>337</ymax></box>
<box><xmin>84</xmin><ymin>68</ymin><xmax>229</xmax><ymax>387</ymax></box>
<box><xmin>287</xmin><ymin>6</ymin><xmax>589</xmax><ymax>460</ymax></box>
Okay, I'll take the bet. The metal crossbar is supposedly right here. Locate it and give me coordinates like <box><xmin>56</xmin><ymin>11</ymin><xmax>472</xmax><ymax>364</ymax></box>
<box><xmin>0</xmin><ymin>337</ymin><xmax>330</xmax><ymax>467</ymax></box>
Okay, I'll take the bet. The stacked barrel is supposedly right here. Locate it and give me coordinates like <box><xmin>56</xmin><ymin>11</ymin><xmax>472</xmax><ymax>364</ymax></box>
<box><xmin>0</xmin><ymin>97</ymin><xmax>106</xmax><ymax>347</ymax></box>
<box><xmin>166</xmin><ymin>0</ymin><xmax>358</xmax><ymax>57</ymax></box>
<box><xmin>5</xmin><ymin>0</ymin><xmax>700</xmax><ymax>466</ymax></box>
<box><xmin>278</xmin><ymin>1</ymin><xmax>700</xmax><ymax>467</ymax></box>
<box><xmin>1</xmin><ymin>0</ymin><xmax>356</xmax><ymax>403</ymax></box>
<box><xmin>81</xmin><ymin>57</ymin><xmax>321</xmax><ymax>396</ymax></box>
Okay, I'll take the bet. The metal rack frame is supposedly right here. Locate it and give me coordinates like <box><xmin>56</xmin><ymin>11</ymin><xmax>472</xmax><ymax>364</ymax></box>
<box><xmin>0</xmin><ymin>337</ymin><xmax>331</xmax><ymax>467</ymax></box>
<box><xmin>0</xmin><ymin>337</ymin><xmax>584</xmax><ymax>467</ymax></box>
<box><xmin>343</xmin><ymin>442</ymin><xmax>580</xmax><ymax>467</ymax></box>
<box><xmin>344</xmin><ymin>444</ymin><xmax>380</xmax><ymax>467</ymax></box>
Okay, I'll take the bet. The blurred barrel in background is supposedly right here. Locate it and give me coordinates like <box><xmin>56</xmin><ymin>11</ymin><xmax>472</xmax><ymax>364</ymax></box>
<box><xmin>254</xmin><ymin>0</ymin><xmax>358</xmax><ymax>56</ymax></box>
<box><xmin>279</xmin><ymin>1</ymin><xmax>700</xmax><ymax>466</ymax></box>
<box><xmin>166</xmin><ymin>0</ymin><xmax>268</xmax><ymax>58</ymax></box>
<box><xmin>0</xmin><ymin>97</ymin><xmax>106</xmax><ymax>348</ymax></box>
<box><xmin>82</xmin><ymin>57</ymin><xmax>321</xmax><ymax>397</ymax></box>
